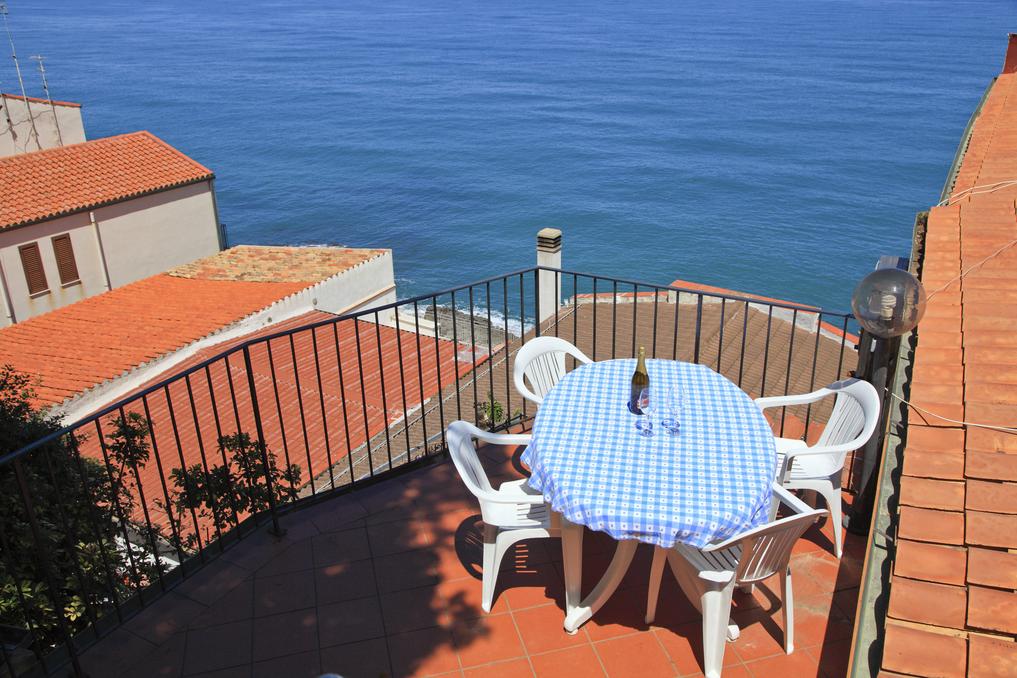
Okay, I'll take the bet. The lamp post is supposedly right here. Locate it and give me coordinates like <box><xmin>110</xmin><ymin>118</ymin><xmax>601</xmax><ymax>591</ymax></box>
<box><xmin>844</xmin><ymin>267</ymin><xmax>927</xmax><ymax>534</ymax></box>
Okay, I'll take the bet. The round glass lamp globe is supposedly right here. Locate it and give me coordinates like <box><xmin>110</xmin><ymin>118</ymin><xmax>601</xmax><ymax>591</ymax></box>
<box><xmin>851</xmin><ymin>269</ymin><xmax>927</xmax><ymax>338</ymax></box>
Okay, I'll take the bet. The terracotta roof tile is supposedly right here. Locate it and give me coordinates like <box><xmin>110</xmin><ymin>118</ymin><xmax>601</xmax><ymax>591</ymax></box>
<box><xmin>0</xmin><ymin>131</ymin><xmax>213</xmax><ymax>229</ymax></box>
<box><xmin>0</xmin><ymin>246</ymin><xmax>384</xmax><ymax>408</ymax></box>
<box><xmin>882</xmin><ymin>41</ymin><xmax>1017</xmax><ymax>666</ymax></box>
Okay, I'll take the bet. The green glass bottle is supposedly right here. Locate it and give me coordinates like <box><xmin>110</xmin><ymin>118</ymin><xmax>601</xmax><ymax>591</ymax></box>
<box><xmin>629</xmin><ymin>346</ymin><xmax>650</xmax><ymax>414</ymax></box>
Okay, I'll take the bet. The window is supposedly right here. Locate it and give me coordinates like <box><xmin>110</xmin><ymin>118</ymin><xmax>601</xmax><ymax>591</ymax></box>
<box><xmin>51</xmin><ymin>234</ymin><xmax>80</xmax><ymax>285</ymax></box>
<box><xmin>18</xmin><ymin>243</ymin><xmax>48</xmax><ymax>295</ymax></box>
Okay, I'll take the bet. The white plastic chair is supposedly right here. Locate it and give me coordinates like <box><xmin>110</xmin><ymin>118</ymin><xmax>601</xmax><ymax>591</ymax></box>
<box><xmin>512</xmin><ymin>336</ymin><xmax>592</xmax><ymax>405</ymax></box>
<box><xmin>754</xmin><ymin>378</ymin><xmax>880</xmax><ymax>557</ymax></box>
<box><xmin>645</xmin><ymin>484</ymin><xmax>825</xmax><ymax>678</ymax></box>
<box><xmin>446</xmin><ymin>420</ymin><xmax>559</xmax><ymax>612</ymax></box>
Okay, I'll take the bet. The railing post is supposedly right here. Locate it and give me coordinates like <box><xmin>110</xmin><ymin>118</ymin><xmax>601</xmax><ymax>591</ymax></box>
<box><xmin>845</xmin><ymin>330</ymin><xmax>896</xmax><ymax>534</ymax></box>
<box><xmin>243</xmin><ymin>345</ymin><xmax>285</xmax><ymax>537</ymax></box>
<box><xmin>537</xmin><ymin>228</ymin><xmax>562</xmax><ymax>326</ymax></box>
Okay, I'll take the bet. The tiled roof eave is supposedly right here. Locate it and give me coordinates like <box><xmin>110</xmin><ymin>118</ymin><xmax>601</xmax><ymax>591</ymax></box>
<box><xmin>0</xmin><ymin>173</ymin><xmax>215</xmax><ymax>231</ymax></box>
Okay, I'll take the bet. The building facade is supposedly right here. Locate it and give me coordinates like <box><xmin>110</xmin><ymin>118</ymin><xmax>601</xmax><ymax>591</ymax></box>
<box><xmin>0</xmin><ymin>131</ymin><xmax>225</xmax><ymax>325</ymax></box>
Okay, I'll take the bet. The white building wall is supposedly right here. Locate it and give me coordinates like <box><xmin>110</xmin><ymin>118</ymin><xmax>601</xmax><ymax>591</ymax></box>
<box><xmin>0</xmin><ymin>96</ymin><xmax>86</xmax><ymax>157</ymax></box>
<box><xmin>97</xmin><ymin>181</ymin><xmax>221</xmax><ymax>288</ymax></box>
<box><xmin>0</xmin><ymin>211</ymin><xmax>107</xmax><ymax>325</ymax></box>
<box><xmin>0</xmin><ymin>180</ymin><xmax>222</xmax><ymax>325</ymax></box>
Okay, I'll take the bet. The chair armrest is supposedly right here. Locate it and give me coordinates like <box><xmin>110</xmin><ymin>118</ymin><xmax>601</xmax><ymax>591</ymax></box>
<box><xmin>453</xmin><ymin>421</ymin><xmax>532</xmax><ymax>447</ymax></box>
<box><xmin>772</xmin><ymin>483</ymin><xmax>815</xmax><ymax>514</ymax></box>
<box><xmin>474</xmin><ymin>487</ymin><xmax>548</xmax><ymax>506</ymax></box>
<box><xmin>755</xmin><ymin>388</ymin><xmax>832</xmax><ymax>411</ymax></box>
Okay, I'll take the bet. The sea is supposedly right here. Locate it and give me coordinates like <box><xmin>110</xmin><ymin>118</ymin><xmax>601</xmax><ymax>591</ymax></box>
<box><xmin>8</xmin><ymin>0</ymin><xmax>1013</xmax><ymax>312</ymax></box>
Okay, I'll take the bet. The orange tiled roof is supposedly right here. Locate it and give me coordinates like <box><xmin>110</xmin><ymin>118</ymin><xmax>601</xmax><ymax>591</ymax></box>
<box><xmin>1</xmin><ymin>92</ymin><xmax>81</xmax><ymax>108</ymax></box>
<box><xmin>879</xmin><ymin>36</ymin><xmax>1017</xmax><ymax>675</ymax></box>
<box><xmin>0</xmin><ymin>246</ymin><xmax>386</xmax><ymax>408</ymax></box>
<box><xmin>0</xmin><ymin>130</ymin><xmax>213</xmax><ymax>230</ymax></box>
<box><xmin>670</xmin><ymin>278</ymin><xmax>859</xmax><ymax>343</ymax></box>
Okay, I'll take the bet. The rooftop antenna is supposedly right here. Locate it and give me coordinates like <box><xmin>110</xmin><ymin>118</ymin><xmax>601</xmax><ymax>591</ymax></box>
<box><xmin>0</xmin><ymin>2</ymin><xmax>41</xmax><ymax>152</ymax></box>
<box><xmin>30</xmin><ymin>54</ymin><xmax>62</xmax><ymax>145</ymax></box>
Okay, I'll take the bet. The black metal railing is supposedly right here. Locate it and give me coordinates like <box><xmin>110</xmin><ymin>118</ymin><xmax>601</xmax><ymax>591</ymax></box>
<box><xmin>0</xmin><ymin>268</ymin><xmax>856</xmax><ymax>676</ymax></box>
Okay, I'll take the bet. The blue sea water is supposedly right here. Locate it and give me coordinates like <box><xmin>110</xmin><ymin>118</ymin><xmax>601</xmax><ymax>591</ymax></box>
<box><xmin>7</xmin><ymin>0</ymin><xmax>1013</xmax><ymax>311</ymax></box>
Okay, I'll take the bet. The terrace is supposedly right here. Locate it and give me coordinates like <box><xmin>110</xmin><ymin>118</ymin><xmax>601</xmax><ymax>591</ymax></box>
<box><xmin>0</xmin><ymin>266</ymin><xmax>864</xmax><ymax>678</ymax></box>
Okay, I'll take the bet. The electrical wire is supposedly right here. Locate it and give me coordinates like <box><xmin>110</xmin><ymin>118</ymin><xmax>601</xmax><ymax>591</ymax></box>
<box><xmin>889</xmin><ymin>391</ymin><xmax>1017</xmax><ymax>433</ymax></box>
<box><xmin>938</xmin><ymin>179</ymin><xmax>1017</xmax><ymax>206</ymax></box>
<box><xmin>925</xmin><ymin>235</ymin><xmax>1017</xmax><ymax>300</ymax></box>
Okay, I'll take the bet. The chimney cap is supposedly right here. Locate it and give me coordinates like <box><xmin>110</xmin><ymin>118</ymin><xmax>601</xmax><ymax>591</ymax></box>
<box><xmin>537</xmin><ymin>228</ymin><xmax>562</xmax><ymax>253</ymax></box>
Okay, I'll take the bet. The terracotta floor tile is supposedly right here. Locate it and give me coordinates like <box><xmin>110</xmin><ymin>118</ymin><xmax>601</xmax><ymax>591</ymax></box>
<box><xmin>513</xmin><ymin>604</ymin><xmax>590</xmax><ymax>655</ymax></box>
<box><xmin>128</xmin><ymin>592</ymin><xmax>206</xmax><ymax>644</ymax></box>
<box><xmin>453</xmin><ymin>613</ymin><xmax>527</xmax><ymax>669</ymax></box>
<box><xmin>374</xmin><ymin>547</ymin><xmax>442</xmax><ymax>593</ymax></box>
<box><xmin>463</xmin><ymin>657</ymin><xmax>534</xmax><ymax>677</ymax></box>
<box><xmin>184</xmin><ymin>665</ymin><xmax>251</xmax><ymax>678</ymax></box>
<box><xmin>319</xmin><ymin>638</ymin><xmax>393</xmax><ymax>678</ymax></box>
<box><xmin>175</xmin><ymin>561</ymin><xmax>251</xmax><ymax>607</ymax></box>
<box><xmin>388</xmin><ymin>626</ymin><xmax>461</xmax><ymax>677</ymax></box>
<box><xmin>367</xmin><ymin>515</ymin><xmax>435</xmax><ymax>556</ymax></box>
<box><xmin>500</xmin><ymin>566</ymin><xmax>566</xmax><ymax>612</ymax></box>
<box><xmin>809</xmin><ymin>638</ymin><xmax>852</xmax><ymax>678</ymax></box>
<box><xmin>381</xmin><ymin>585</ymin><xmax>451</xmax><ymax>634</ymax></box>
<box><xmin>315</xmin><ymin>558</ymin><xmax>378</xmax><ymax>605</ymax></box>
<box><xmin>189</xmin><ymin>579</ymin><xmax>253</xmax><ymax>629</ymax></box>
<box><xmin>253</xmin><ymin>569</ymin><xmax>316</xmax><ymax>617</ymax></box>
<box><xmin>255</xmin><ymin>539</ymin><xmax>315</xmax><ymax>577</ymax></box>
<box><xmin>593</xmin><ymin>632</ymin><xmax>676</xmax><ymax>678</ymax></box>
<box><xmin>252</xmin><ymin>608</ymin><xmax>318</xmax><ymax>662</ymax></box>
<box><xmin>530</xmin><ymin>645</ymin><xmax>606</xmax><ymax>678</ymax></box>
<box><xmin>729</xmin><ymin>610</ymin><xmax>787</xmax><ymax>663</ymax></box>
<box><xmin>252</xmin><ymin>649</ymin><xmax>321</xmax><ymax>678</ymax></box>
<box><xmin>653</xmin><ymin>623</ymin><xmax>741</xmax><ymax>676</ymax></box>
<box><xmin>439</xmin><ymin>574</ymin><xmax>508</xmax><ymax>619</ymax></box>
<box><xmin>119</xmin><ymin>631</ymin><xmax>185</xmax><ymax>678</ymax></box>
<box><xmin>311</xmin><ymin>526</ymin><xmax>372</xmax><ymax>566</ymax></box>
<box><xmin>317</xmin><ymin>596</ymin><xmax>386</xmax><ymax>649</ymax></box>
<box><xmin>183</xmin><ymin>620</ymin><xmax>253</xmax><ymax>675</ymax></box>
<box><xmin>583</xmin><ymin>587</ymin><xmax>649</xmax><ymax>642</ymax></box>
<box><xmin>742</xmin><ymin>649</ymin><xmax>821</xmax><ymax>678</ymax></box>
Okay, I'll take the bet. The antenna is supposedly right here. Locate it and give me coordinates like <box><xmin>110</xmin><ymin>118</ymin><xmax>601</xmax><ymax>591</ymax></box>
<box><xmin>30</xmin><ymin>54</ymin><xmax>62</xmax><ymax>145</ymax></box>
<box><xmin>0</xmin><ymin>2</ymin><xmax>41</xmax><ymax>152</ymax></box>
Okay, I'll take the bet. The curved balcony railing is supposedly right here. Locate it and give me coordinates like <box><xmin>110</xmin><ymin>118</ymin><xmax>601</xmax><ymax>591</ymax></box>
<box><xmin>0</xmin><ymin>268</ymin><xmax>855</xmax><ymax>677</ymax></box>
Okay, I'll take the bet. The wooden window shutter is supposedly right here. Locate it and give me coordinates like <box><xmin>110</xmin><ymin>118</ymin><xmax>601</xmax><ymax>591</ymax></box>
<box><xmin>51</xmin><ymin>234</ymin><xmax>80</xmax><ymax>285</ymax></box>
<box><xmin>18</xmin><ymin>243</ymin><xmax>48</xmax><ymax>295</ymax></box>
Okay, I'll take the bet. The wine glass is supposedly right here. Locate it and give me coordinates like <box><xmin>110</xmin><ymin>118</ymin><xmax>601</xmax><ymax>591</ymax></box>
<box><xmin>633</xmin><ymin>387</ymin><xmax>654</xmax><ymax>436</ymax></box>
<box><xmin>660</xmin><ymin>386</ymin><xmax>682</xmax><ymax>435</ymax></box>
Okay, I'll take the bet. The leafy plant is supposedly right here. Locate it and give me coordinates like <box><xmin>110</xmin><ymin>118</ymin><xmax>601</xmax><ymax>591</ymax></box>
<box><xmin>164</xmin><ymin>432</ymin><xmax>300</xmax><ymax>550</ymax></box>
<box><xmin>474</xmin><ymin>392</ymin><xmax>505</xmax><ymax>428</ymax></box>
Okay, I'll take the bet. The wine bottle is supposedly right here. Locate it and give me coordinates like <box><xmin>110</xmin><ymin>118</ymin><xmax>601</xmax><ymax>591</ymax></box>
<box><xmin>629</xmin><ymin>346</ymin><xmax>650</xmax><ymax>414</ymax></box>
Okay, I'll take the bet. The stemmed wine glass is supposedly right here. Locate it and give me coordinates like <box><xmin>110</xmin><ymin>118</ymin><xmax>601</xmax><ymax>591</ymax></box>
<box><xmin>660</xmin><ymin>386</ymin><xmax>683</xmax><ymax>435</ymax></box>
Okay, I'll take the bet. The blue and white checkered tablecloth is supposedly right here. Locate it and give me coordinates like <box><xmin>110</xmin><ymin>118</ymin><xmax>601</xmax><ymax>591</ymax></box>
<box><xmin>522</xmin><ymin>359</ymin><xmax>776</xmax><ymax>549</ymax></box>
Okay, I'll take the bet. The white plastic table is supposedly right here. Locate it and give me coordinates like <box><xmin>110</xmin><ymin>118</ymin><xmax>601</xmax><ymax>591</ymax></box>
<box><xmin>521</xmin><ymin>359</ymin><xmax>776</xmax><ymax>632</ymax></box>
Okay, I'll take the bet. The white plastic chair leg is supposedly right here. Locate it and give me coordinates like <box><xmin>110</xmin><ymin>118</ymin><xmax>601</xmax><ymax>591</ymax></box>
<box><xmin>700</xmin><ymin>579</ymin><xmax>736</xmax><ymax>678</ymax></box>
<box><xmin>481</xmin><ymin>524</ymin><xmax>498</xmax><ymax>612</ymax></box>
<box><xmin>561</xmin><ymin>518</ymin><xmax>584</xmax><ymax>616</ymax></box>
<box><xmin>781</xmin><ymin>567</ymin><xmax>794</xmax><ymax>654</ymax></box>
<box><xmin>645</xmin><ymin>547</ymin><xmax>667</xmax><ymax>624</ymax></box>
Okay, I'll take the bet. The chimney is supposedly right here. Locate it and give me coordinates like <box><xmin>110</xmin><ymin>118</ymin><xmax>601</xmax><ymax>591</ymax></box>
<box><xmin>536</xmin><ymin>228</ymin><xmax>562</xmax><ymax>325</ymax></box>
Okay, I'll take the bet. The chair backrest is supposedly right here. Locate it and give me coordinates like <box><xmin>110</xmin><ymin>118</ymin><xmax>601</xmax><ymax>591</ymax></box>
<box><xmin>513</xmin><ymin>336</ymin><xmax>593</xmax><ymax>405</ymax></box>
<box><xmin>709</xmin><ymin>485</ymin><xmax>825</xmax><ymax>584</ymax></box>
<box><xmin>815</xmin><ymin>378</ymin><xmax>881</xmax><ymax>454</ymax></box>
<box><xmin>446</xmin><ymin>420</ymin><xmax>495</xmax><ymax>500</ymax></box>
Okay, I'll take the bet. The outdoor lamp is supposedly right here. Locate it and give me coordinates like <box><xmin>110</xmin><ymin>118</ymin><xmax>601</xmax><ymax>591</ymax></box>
<box><xmin>845</xmin><ymin>266</ymin><xmax>927</xmax><ymax>535</ymax></box>
<box><xmin>850</xmin><ymin>268</ymin><xmax>927</xmax><ymax>339</ymax></box>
